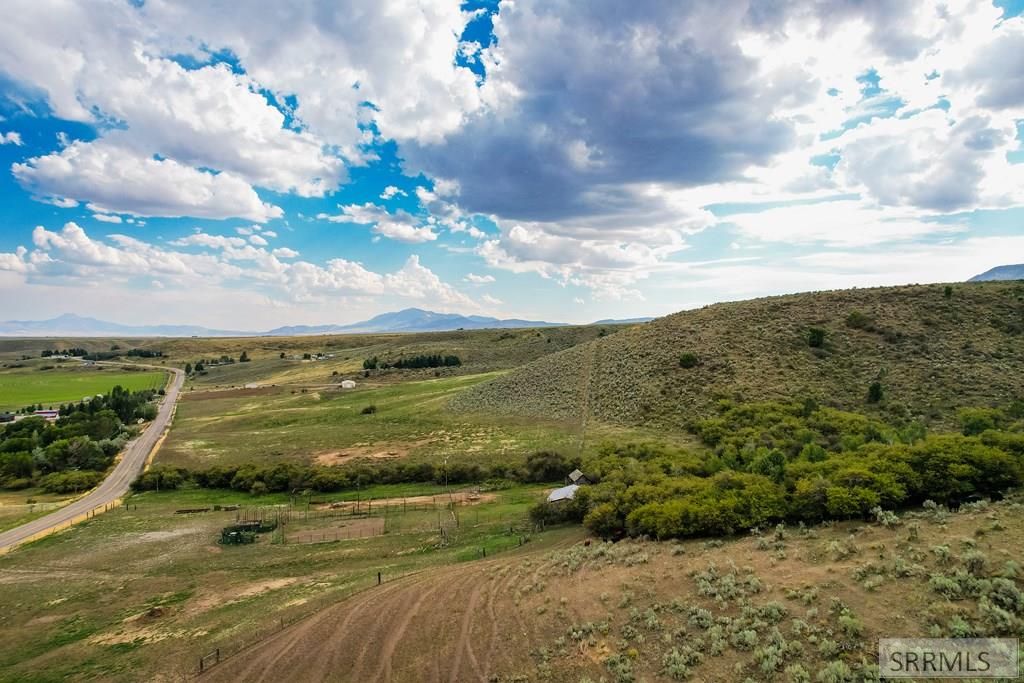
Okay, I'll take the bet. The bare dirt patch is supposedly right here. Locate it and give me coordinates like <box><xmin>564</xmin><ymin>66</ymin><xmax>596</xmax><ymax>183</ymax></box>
<box><xmin>313</xmin><ymin>491</ymin><xmax>497</xmax><ymax>512</ymax></box>
<box><xmin>188</xmin><ymin>577</ymin><xmax>301</xmax><ymax>617</ymax></box>
<box><xmin>285</xmin><ymin>517</ymin><xmax>385</xmax><ymax>544</ymax></box>
<box><xmin>312</xmin><ymin>438</ymin><xmax>432</xmax><ymax>466</ymax></box>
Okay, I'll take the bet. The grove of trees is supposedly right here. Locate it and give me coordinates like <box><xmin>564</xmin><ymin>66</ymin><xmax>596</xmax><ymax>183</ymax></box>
<box><xmin>0</xmin><ymin>386</ymin><xmax>158</xmax><ymax>491</ymax></box>
<box><xmin>532</xmin><ymin>398</ymin><xmax>1024</xmax><ymax>539</ymax></box>
<box><xmin>363</xmin><ymin>354</ymin><xmax>461</xmax><ymax>370</ymax></box>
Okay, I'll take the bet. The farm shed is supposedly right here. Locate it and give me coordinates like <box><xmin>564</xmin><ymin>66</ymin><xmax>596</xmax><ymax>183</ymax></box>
<box><xmin>566</xmin><ymin>468</ymin><xmax>592</xmax><ymax>485</ymax></box>
<box><xmin>546</xmin><ymin>484</ymin><xmax>579</xmax><ymax>504</ymax></box>
<box><xmin>340</xmin><ymin>380</ymin><xmax>357</xmax><ymax>389</ymax></box>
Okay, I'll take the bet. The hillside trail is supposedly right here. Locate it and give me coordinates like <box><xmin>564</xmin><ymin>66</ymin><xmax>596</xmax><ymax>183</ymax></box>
<box><xmin>201</xmin><ymin>535</ymin><xmax>582</xmax><ymax>683</ymax></box>
<box><xmin>576</xmin><ymin>340</ymin><xmax>596</xmax><ymax>458</ymax></box>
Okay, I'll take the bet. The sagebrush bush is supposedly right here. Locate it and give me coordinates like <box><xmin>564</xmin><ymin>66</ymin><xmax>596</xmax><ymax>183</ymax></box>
<box><xmin>679</xmin><ymin>352</ymin><xmax>700</xmax><ymax>369</ymax></box>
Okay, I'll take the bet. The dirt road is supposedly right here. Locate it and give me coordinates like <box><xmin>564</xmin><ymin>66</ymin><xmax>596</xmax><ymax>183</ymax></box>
<box><xmin>202</xmin><ymin>538</ymin><xmax>582</xmax><ymax>683</ymax></box>
<box><xmin>0</xmin><ymin>364</ymin><xmax>184</xmax><ymax>552</ymax></box>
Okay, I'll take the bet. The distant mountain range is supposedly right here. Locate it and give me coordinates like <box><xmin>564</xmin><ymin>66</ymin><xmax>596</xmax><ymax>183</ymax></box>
<box><xmin>969</xmin><ymin>264</ymin><xmax>1024</xmax><ymax>282</ymax></box>
<box><xmin>0</xmin><ymin>309</ymin><xmax>653</xmax><ymax>337</ymax></box>
<box><xmin>265</xmin><ymin>308</ymin><xmax>566</xmax><ymax>335</ymax></box>
<box><xmin>592</xmin><ymin>317</ymin><xmax>655</xmax><ymax>325</ymax></box>
<box><xmin>0</xmin><ymin>313</ymin><xmax>251</xmax><ymax>338</ymax></box>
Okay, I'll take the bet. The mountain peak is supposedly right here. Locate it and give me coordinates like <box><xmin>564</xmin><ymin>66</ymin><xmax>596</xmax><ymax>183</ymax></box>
<box><xmin>969</xmin><ymin>264</ymin><xmax>1024</xmax><ymax>282</ymax></box>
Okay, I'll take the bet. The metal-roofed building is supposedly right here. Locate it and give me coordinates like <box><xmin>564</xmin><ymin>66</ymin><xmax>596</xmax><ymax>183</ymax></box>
<box><xmin>546</xmin><ymin>484</ymin><xmax>580</xmax><ymax>504</ymax></box>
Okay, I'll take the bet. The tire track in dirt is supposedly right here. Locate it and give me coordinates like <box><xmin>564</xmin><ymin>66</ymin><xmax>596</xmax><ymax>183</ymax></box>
<box><xmin>482</xmin><ymin>566</ymin><xmax>511</xmax><ymax>670</ymax></box>
<box><xmin>361</xmin><ymin>573</ymin><xmax>452</xmax><ymax>682</ymax></box>
<box><xmin>205</xmin><ymin>577</ymin><xmax>421</xmax><ymax>683</ymax></box>
<box><xmin>203</xmin><ymin>539</ymin><xmax>587</xmax><ymax>682</ymax></box>
<box><xmin>306</xmin><ymin>574</ymin><xmax>437</xmax><ymax>682</ymax></box>
<box><xmin>447</xmin><ymin>576</ymin><xmax>485</xmax><ymax>682</ymax></box>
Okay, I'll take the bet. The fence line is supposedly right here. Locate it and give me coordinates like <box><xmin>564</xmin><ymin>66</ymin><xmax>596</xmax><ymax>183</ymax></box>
<box><xmin>222</xmin><ymin>493</ymin><xmax>533</xmax><ymax>546</ymax></box>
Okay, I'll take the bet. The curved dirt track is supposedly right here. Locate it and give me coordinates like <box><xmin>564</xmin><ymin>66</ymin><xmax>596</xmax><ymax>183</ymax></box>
<box><xmin>203</xmin><ymin>542</ymin><xmax>580</xmax><ymax>683</ymax></box>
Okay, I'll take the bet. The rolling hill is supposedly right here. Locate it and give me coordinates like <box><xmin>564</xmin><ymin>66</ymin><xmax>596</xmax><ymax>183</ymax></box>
<box><xmin>451</xmin><ymin>281</ymin><xmax>1024</xmax><ymax>427</ymax></box>
<box><xmin>970</xmin><ymin>264</ymin><xmax>1024</xmax><ymax>281</ymax></box>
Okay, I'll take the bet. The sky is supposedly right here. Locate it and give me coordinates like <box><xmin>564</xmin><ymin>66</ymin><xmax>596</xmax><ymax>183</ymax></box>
<box><xmin>0</xmin><ymin>0</ymin><xmax>1022</xmax><ymax>329</ymax></box>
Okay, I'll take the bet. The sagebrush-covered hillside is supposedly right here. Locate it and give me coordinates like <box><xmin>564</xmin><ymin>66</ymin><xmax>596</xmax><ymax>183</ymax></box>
<box><xmin>451</xmin><ymin>281</ymin><xmax>1024</xmax><ymax>428</ymax></box>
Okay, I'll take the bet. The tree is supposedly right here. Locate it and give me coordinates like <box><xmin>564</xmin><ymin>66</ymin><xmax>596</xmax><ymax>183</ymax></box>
<box><xmin>867</xmin><ymin>381</ymin><xmax>884</xmax><ymax>404</ymax></box>
<box><xmin>944</xmin><ymin>285</ymin><xmax>953</xmax><ymax>299</ymax></box>
<box><xmin>807</xmin><ymin>328</ymin><xmax>826</xmax><ymax>348</ymax></box>
<box><xmin>184</xmin><ymin>362</ymin><xmax>192</xmax><ymax>375</ymax></box>
<box><xmin>957</xmin><ymin>407</ymin><xmax>1003</xmax><ymax>436</ymax></box>
<box><xmin>845</xmin><ymin>310</ymin><xmax>873</xmax><ymax>330</ymax></box>
<box><xmin>523</xmin><ymin>450</ymin><xmax>577</xmax><ymax>482</ymax></box>
<box><xmin>239</xmin><ymin>351</ymin><xmax>250</xmax><ymax>362</ymax></box>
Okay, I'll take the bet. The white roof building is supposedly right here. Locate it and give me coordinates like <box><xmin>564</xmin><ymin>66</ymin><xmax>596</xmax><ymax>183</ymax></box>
<box><xmin>340</xmin><ymin>380</ymin><xmax>357</xmax><ymax>389</ymax></box>
<box><xmin>546</xmin><ymin>484</ymin><xmax>579</xmax><ymax>503</ymax></box>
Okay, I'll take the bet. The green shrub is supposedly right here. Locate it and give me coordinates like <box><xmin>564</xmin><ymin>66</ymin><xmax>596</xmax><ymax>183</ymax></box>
<box><xmin>988</xmin><ymin>577</ymin><xmax>1024</xmax><ymax>614</ymax></box>
<box><xmin>731</xmin><ymin>628</ymin><xmax>758</xmax><ymax>650</ymax></box>
<box><xmin>929</xmin><ymin>573</ymin><xmax>963</xmax><ymax>599</ymax></box>
<box><xmin>361</xmin><ymin>404</ymin><xmax>377</xmax><ymax>414</ymax></box>
<box><xmin>948</xmin><ymin>614</ymin><xmax>975</xmax><ymax>637</ymax></box>
<box><xmin>39</xmin><ymin>470</ymin><xmax>104</xmax><ymax>493</ymax></box>
<box><xmin>784</xmin><ymin>663</ymin><xmax>811</xmax><ymax>683</ymax></box>
<box><xmin>807</xmin><ymin>328</ymin><xmax>826</xmax><ymax>348</ymax></box>
<box><xmin>844</xmin><ymin>310</ymin><xmax>873</xmax><ymax>330</ymax></box>
<box><xmin>816</xmin><ymin>660</ymin><xmax>854</xmax><ymax>683</ymax></box>
<box><xmin>679</xmin><ymin>352</ymin><xmax>700</xmax><ymax>369</ymax></box>
<box><xmin>957</xmin><ymin>407</ymin><xmax>1004</xmax><ymax>436</ymax></box>
<box><xmin>131</xmin><ymin>467</ymin><xmax>186</xmax><ymax>492</ymax></box>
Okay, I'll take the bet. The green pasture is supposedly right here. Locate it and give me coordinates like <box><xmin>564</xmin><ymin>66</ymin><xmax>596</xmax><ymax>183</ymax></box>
<box><xmin>160</xmin><ymin>372</ymin><xmax>583</xmax><ymax>469</ymax></box>
<box><xmin>0</xmin><ymin>365</ymin><xmax>167</xmax><ymax>411</ymax></box>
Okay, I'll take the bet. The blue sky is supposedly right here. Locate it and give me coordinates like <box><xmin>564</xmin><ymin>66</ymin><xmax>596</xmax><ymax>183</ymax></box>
<box><xmin>0</xmin><ymin>0</ymin><xmax>1022</xmax><ymax>329</ymax></box>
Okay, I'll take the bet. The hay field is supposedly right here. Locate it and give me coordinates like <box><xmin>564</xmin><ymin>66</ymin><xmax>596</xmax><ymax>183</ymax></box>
<box><xmin>0</xmin><ymin>361</ymin><xmax>166</xmax><ymax>410</ymax></box>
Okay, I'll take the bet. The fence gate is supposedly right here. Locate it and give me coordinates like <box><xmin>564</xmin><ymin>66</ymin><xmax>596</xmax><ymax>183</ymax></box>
<box><xmin>198</xmin><ymin>648</ymin><xmax>220</xmax><ymax>674</ymax></box>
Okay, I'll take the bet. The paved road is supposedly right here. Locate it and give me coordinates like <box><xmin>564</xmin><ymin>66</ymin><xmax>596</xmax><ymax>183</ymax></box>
<box><xmin>0</xmin><ymin>364</ymin><xmax>184</xmax><ymax>551</ymax></box>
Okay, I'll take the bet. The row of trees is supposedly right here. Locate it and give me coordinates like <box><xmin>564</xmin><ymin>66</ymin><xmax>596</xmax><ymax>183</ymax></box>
<box><xmin>41</xmin><ymin>347</ymin><xmax>88</xmax><ymax>357</ymax></box>
<box><xmin>185</xmin><ymin>353</ymin><xmax>249</xmax><ymax>375</ymax></box>
<box><xmin>132</xmin><ymin>449</ymin><xmax>581</xmax><ymax>495</ymax></box>
<box><xmin>363</xmin><ymin>354</ymin><xmax>461</xmax><ymax>370</ymax></box>
<box><xmin>125</xmin><ymin>349</ymin><xmax>163</xmax><ymax>358</ymax></box>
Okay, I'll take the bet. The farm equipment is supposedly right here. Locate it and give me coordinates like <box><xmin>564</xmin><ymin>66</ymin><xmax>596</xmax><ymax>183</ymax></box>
<box><xmin>219</xmin><ymin>518</ymin><xmax>278</xmax><ymax>545</ymax></box>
